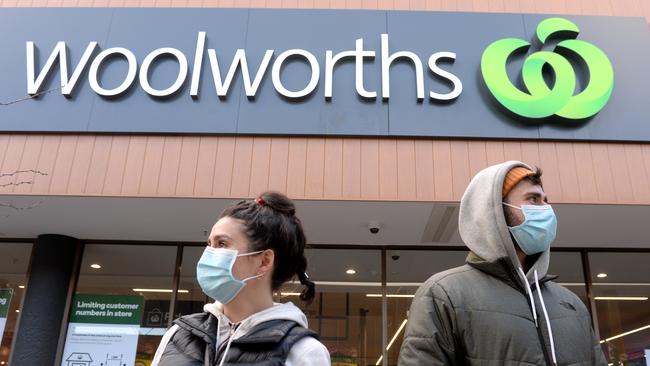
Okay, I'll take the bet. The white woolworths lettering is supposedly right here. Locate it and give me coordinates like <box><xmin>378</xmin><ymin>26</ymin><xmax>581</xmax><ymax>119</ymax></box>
<box><xmin>272</xmin><ymin>49</ymin><xmax>320</xmax><ymax>98</ymax></box>
<box><xmin>140</xmin><ymin>47</ymin><xmax>188</xmax><ymax>97</ymax></box>
<box><xmin>26</xmin><ymin>41</ymin><xmax>98</xmax><ymax>96</ymax></box>
<box><xmin>381</xmin><ymin>33</ymin><xmax>425</xmax><ymax>101</ymax></box>
<box><xmin>25</xmin><ymin>32</ymin><xmax>463</xmax><ymax>101</ymax></box>
<box><xmin>428</xmin><ymin>52</ymin><xmax>463</xmax><ymax>100</ymax></box>
<box><xmin>89</xmin><ymin>47</ymin><xmax>138</xmax><ymax>96</ymax></box>
<box><xmin>324</xmin><ymin>38</ymin><xmax>376</xmax><ymax>99</ymax></box>
<box><xmin>191</xmin><ymin>32</ymin><xmax>274</xmax><ymax>98</ymax></box>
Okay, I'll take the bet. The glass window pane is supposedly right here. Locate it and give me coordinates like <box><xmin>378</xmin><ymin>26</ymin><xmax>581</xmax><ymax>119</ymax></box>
<box><xmin>547</xmin><ymin>252</ymin><xmax>587</xmax><ymax>306</ymax></box>
<box><xmin>0</xmin><ymin>243</ymin><xmax>32</xmax><ymax>364</ymax></box>
<box><xmin>590</xmin><ymin>252</ymin><xmax>650</xmax><ymax>365</ymax></box>
<box><xmin>289</xmin><ymin>249</ymin><xmax>383</xmax><ymax>366</ymax></box>
<box><xmin>175</xmin><ymin>246</ymin><xmax>208</xmax><ymax>317</ymax></box>
<box><xmin>68</xmin><ymin>244</ymin><xmax>177</xmax><ymax>365</ymax></box>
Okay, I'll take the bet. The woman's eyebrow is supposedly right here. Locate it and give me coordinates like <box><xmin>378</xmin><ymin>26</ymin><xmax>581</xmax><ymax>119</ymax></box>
<box><xmin>212</xmin><ymin>234</ymin><xmax>233</xmax><ymax>242</ymax></box>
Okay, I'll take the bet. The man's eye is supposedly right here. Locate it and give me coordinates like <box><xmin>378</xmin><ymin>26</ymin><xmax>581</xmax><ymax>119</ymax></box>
<box><xmin>217</xmin><ymin>241</ymin><xmax>227</xmax><ymax>248</ymax></box>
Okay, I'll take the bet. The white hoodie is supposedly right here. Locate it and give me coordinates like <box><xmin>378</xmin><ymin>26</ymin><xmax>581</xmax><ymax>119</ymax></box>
<box><xmin>151</xmin><ymin>302</ymin><xmax>330</xmax><ymax>366</ymax></box>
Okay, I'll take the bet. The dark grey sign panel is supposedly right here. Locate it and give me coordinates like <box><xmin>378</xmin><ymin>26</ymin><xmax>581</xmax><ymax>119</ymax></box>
<box><xmin>88</xmin><ymin>9</ymin><xmax>249</xmax><ymax>133</ymax></box>
<box><xmin>385</xmin><ymin>11</ymin><xmax>540</xmax><ymax>139</ymax></box>
<box><xmin>238</xmin><ymin>10</ymin><xmax>388</xmax><ymax>135</ymax></box>
<box><xmin>0</xmin><ymin>8</ymin><xmax>649</xmax><ymax>141</ymax></box>
<box><xmin>522</xmin><ymin>14</ymin><xmax>650</xmax><ymax>141</ymax></box>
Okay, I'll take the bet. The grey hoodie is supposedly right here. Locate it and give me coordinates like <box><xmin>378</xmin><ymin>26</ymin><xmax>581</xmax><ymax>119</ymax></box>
<box><xmin>398</xmin><ymin>160</ymin><xmax>607</xmax><ymax>366</ymax></box>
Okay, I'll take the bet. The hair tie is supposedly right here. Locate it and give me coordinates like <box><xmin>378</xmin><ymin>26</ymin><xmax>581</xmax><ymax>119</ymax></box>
<box><xmin>298</xmin><ymin>272</ymin><xmax>310</xmax><ymax>284</ymax></box>
<box><xmin>255</xmin><ymin>196</ymin><xmax>266</xmax><ymax>207</ymax></box>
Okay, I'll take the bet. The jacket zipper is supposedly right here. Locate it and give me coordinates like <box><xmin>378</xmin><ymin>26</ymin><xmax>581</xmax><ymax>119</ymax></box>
<box><xmin>534</xmin><ymin>311</ymin><xmax>553</xmax><ymax>366</ymax></box>
<box><xmin>508</xmin><ymin>268</ymin><xmax>555</xmax><ymax>366</ymax></box>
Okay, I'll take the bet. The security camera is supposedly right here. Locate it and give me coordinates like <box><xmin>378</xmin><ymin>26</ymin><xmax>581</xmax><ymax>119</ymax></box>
<box><xmin>391</xmin><ymin>251</ymin><xmax>401</xmax><ymax>261</ymax></box>
<box><xmin>368</xmin><ymin>221</ymin><xmax>381</xmax><ymax>234</ymax></box>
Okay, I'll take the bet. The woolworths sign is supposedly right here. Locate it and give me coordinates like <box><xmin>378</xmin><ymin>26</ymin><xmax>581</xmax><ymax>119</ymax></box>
<box><xmin>481</xmin><ymin>17</ymin><xmax>614</xmax><ymax>120</ymax></box>
<box><xmin>1</xmin><ymin>8</ymin><xmax>649</xmax><ymax>141</ymax></box>
<box><xmin>27</xmin><ymin>32</ymin><xmax>462</xmax><ymax>101</ymax></box>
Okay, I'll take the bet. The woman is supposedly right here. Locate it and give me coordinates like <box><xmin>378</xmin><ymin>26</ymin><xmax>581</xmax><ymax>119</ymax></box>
<box><xmin>152</xmin><ymin>191</ymin><xmax>330</xmax><ymax>366</ymax></box>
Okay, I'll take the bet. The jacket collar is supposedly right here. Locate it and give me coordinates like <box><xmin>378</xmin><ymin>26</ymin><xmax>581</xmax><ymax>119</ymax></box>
<box><xmin>174</xmin><ymin>311</ymin><xmax>218</xmax><ymax>346</ymax></box>
<box><xmin>174</xmin><ymin>312</ymin><xmax>302</xmax><ymax>346</ymax></box>
<box><xmin>466</xmin><ymin>251</ymin><xmax>558</xmax><ymax>292</ymax></box>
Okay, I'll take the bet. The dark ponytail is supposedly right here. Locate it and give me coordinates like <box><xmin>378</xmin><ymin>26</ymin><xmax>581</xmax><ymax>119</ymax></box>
<box><xmin>297</xmin><ymin>266</ymin><xmax>315</xmax><ymax>304</ymax></box>
<box><xmin>220</xmin><ymin>191</ymin><xmax>316</xmax><ymax>304</ymax></box>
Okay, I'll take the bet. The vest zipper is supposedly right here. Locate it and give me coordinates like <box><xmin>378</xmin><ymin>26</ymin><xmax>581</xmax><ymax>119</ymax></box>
<box><xmin>215</xmin><ymin>322</ymin><xmax>241</xmax><ymax>365</ymax></box>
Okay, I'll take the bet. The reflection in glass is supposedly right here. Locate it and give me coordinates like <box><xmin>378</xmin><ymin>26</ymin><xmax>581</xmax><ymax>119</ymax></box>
<box><xmin>0</xmin><ymin>243</ymin><xmax>32</xmax><ymax>364</ymax></box>
<box><xmin>73</xmin><ymin>244</ymin><xmax>177</xmax><ymax>364</ymax></box>
<box><xmin>590</xmin><ymin>253</ymin><xmax>650</xmax><ymax>366</ymax></box>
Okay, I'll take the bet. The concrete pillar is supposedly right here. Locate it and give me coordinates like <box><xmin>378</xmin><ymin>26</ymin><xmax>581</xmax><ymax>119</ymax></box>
<box><xmin>10</xmin><ymin>234</ymin><xmax>80</xmax><ymax>366</ymax></box>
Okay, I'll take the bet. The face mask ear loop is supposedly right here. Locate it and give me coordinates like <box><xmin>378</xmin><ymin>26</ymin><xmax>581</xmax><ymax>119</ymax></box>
<box><xmin>534</xmin><ymin>269</ymin><xmax>558</xmax><ymax>365</ymax></box>
<box><xmin>517</xmin><ymin>266</ymin><xmax>538</xmax><ymax>328</ymax></box>
<box><xmin>241</xmin><ymin>272</ymin><xmax>265</xmax><ymax>282</ymax></box>
<box><xmin>237</xmin><ymin>250</ymin><xmax>267</xmax><ymax>283</ymax></box>
<box><xmin>502</xmin><ymin>202</ymin><xmax>522</xmax><ymax>210</ymax></box>
<box><xmin>236</xmin><ymin>250</ymin><xmax>265</xmax><ymax>257</ymax></box>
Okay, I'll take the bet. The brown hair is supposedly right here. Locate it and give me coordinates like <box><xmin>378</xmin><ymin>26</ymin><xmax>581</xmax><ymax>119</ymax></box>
<box><xmin>219</xmin><ymin>191</ymin><xmax>315</xmax><ymax>303</ymax></box>
<box><xmin>523</xmin><ymin>166</ymin><xmax>544</xmax><ymax>188</ymax></box>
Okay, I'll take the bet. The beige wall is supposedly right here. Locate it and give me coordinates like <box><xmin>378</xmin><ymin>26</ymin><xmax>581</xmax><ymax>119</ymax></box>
<box><xmin>1</xmin><ymin>1</ymin><xmax>650</xmax><ymax>204</ymax></box>
<box><xmin>0</xmin><ymin>0</ymin><xmax>648</xmax><ymax>19</ymax></box>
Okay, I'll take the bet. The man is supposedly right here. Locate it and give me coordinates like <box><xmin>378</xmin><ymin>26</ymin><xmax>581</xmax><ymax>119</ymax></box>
<box><xmin>398</xmin><ymin>161</ymin><xmax>606</xmax><ymax>365</ymax></box>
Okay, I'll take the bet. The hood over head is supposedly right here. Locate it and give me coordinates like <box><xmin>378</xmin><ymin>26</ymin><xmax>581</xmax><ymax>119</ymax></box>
<box><xmin>459</xmin><ymin>160</ymin><xmax>551</xmax><ymax>282</ymax></box>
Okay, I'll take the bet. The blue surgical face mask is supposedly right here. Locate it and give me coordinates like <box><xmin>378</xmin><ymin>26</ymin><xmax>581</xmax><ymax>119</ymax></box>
<box><xmin>196</xmin><ymin>247</ymin><xmax>264</xmax><ymax>304</ymax></box>
<box><xmin>503</xmin><ymin>202</ymin><xmax>557</xmax><ymax>255</ymax></box>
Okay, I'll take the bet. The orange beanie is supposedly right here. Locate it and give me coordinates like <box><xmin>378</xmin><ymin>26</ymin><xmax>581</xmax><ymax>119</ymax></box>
<box><xmin>502</xmin><ymin>167</ymin><xmax>534</xmax><ymax>198</ymax></box>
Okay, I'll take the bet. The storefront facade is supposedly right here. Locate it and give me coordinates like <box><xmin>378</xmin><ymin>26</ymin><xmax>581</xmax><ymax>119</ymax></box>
<box><xmin>1</xmin><ymin>1</ymin><xmax>650</xmax><ymax>366</ymax></box>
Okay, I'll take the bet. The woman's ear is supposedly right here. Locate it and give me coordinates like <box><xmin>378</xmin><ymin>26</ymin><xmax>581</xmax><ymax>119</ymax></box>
<box><xmin>259</xmin><ymin>249</ymin><xmax>275</xmax><ymax>273</ymax></box>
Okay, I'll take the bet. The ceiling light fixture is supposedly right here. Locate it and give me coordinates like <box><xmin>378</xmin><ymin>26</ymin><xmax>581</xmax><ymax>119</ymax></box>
<box><xmin>595</xmin><ymin>296</ymin><xmax>648</xmax><ymax>301</ymax></box>
<box><xmin>346</xmin><ymin>269</ymin><xmax>357</xmax><ymax>275</ymax></box>
<box><xmin>560</xmin><ymin>282</ymin><xmax>650</xmax><ymax>287</ymax></box>
<box><xmin>366</xmin><ymin>294</ymin><xmax>415</xmax><ymax>298</ymax></box>
<box><xmin>289</xmin><ymin>280</ymin><xmax>423</xmax><ymax>287</ymax></box>
<box><xmin>597</xmin><ymin>273</ymin><xmax>608</xmax><ymax>278</ymax></box>
<box><xmin>90</xmin><ymin>264</ymin><xmax>101</xmax><ymax>269</ymax></box>
<box><xmin>132</xmin><ymin>288</ymin><xmax>189</xmax><ymax>293</ymax></box>
<box><xmin>600</xmin><ymin>324</ymin><xmax>650</xmax><ymax>344</ymax></box>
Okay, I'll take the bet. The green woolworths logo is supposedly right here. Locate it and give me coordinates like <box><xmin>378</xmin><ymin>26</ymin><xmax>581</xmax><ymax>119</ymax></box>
<box><xmin>481</xmin><ymin>17</ymin><xmax>614</xmax><ymax>120</ymax></box>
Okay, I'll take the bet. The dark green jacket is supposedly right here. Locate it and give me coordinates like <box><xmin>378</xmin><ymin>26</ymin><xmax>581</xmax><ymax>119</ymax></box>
<box><xmin>397</xmin><ymin>253</ymin><xmax>607</xmax><ymax>366</ymax></box>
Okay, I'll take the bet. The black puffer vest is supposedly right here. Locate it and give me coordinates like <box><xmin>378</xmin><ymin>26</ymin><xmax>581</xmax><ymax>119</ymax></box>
<box><xmin>158</xmin><ymin>312</ymin><xmax>319</xmax><ymax>366</ymax></box>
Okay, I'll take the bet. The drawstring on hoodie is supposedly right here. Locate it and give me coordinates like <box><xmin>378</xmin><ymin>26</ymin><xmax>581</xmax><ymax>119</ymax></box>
<box><xmin>217</xmin><ymin>322</ymin><xmax>240</xmax><ymax>366</ymax></box>
<box><xmin>534</xmin><ymin>270</ymin><xmax>557</xmax><ymax>366</ymax></box>
<box><xmin>517</xmin><ymin>267</ymin><xmax>538</xmax><ymax>328</ymax></box>
<box><xmin>517</xmin><ymin>266</ymin><xmax>558</xmax><ymax>366</ymax></box>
